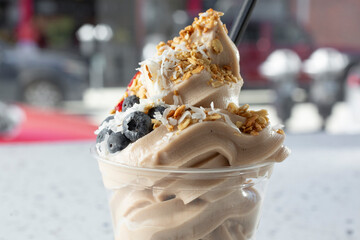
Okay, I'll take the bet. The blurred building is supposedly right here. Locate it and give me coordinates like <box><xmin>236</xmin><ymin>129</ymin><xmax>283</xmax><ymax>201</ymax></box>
<box><xmin>0</xmin><ymin>0</ymin><xmax>95</xmax><ymax>50</ymax></box>
<box><xmin>290</xmin><ymin>0</ymin><xmax>360</xmax><ymax>49</ymax></box>
<box><xmin>1</xmin><ymin>0</ymin><xmax>360</xmax><ymax>89</ymax></box>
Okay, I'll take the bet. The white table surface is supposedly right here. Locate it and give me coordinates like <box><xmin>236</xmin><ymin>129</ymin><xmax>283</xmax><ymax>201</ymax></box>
<box><xmin>1</xmin><ymin>133</ymin><xmax>359</xmax><ymax>240</ymax></box>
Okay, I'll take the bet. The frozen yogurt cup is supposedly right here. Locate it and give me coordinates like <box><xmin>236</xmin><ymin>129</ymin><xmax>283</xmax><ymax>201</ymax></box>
<box><xmin>93</xmin><ymin>146</ymin><xmax>274</xmax><ymax>240</ymax></box>
<box><xmin>93</xmin><ymin>9</ymin><xmax>290</xmax><ymax>240</ymax></box>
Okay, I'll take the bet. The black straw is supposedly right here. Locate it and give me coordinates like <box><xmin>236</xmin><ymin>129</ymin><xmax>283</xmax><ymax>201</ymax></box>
<box><xmin>229</xmin><ymin>0</ymin><xmax>258</xmax><ymax>46</ymax></box>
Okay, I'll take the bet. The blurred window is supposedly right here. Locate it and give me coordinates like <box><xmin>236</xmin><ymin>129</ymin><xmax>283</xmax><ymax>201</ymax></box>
<box><xmin>272</xmin><ymin>22</ymin><xmax>310</xmax><ymax>45</ymax></box>
<box><xmin>242</xmin><ymin>22</ymin><xmax>260</xmax><ymax>43</ymax></box>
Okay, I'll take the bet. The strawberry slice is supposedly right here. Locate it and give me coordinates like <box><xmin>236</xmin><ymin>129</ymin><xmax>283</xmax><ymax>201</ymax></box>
<box><xmin>114</xmin><ymin>99</ymin><xmax>124</xmax><ymax>112</ymax></box>
<box><xmin>127</xmin><ymin>71</ymin><xmax>141</xmax><ymax>89</ymax></box>
<box><xmin>114</xmin><ymin>72</ymin><xmax>141</xmax><ymax>112</ymax></box>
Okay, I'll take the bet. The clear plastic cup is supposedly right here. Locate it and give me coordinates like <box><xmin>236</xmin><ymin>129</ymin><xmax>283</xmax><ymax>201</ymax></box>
<box><xmin>92</xmin><ymin>147</ymin><xmax>274</xmax><ymax>240</ymax></box>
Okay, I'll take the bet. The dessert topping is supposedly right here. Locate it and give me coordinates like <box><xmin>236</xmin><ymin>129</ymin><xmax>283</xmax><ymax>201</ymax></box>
<box><xmin>227</xmin><ymin>103</ymin><xmax>270</xmax><ymax>136</ymax></box>
<box><xmin>122</xmin><ymin>95</ymin><xmax>140</xmax><ymax>112</ymax></box>
<box><xmin>148</xmin><ymin>106</ymin><xmax>167</xmax><ymax>119</ymax></box>
<box><xmin>123</xmin><ymin>111</ymin><xmax>152</xmax><ymax>142</ymax></box>
<box><xmin>107</xmin><ymin>131</ymin><xmax>131</xmax><ymax>153</ymax></box>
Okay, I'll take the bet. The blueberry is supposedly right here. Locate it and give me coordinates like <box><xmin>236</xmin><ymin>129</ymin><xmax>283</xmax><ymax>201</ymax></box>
<box><xmin>107</xmin><ymin>131</ymin><xmax>131</xmax><ymax>153</ymax></box>
<box><xmin>122</xmin><ymin>95</ymin><xmax>140</xmax><ymax>112</ymax></box>
<box><xmin>148</xmin><ymin>106</ymin><xmax>166</xmax><ymax>119</ymax></box>
<box><xmin>101</xmin><ymin>115</ymin><xmax>114</xmax><ymax>125</ymax></box>
<box><xmin>123</xmin><ymin>111</ymin><xmax>152</xmax><ymax>142</ymax></box>
<box><xmin>96</xmin><ymin>128</ymin><xmax>113</xmax><ymax>143</ymax></box>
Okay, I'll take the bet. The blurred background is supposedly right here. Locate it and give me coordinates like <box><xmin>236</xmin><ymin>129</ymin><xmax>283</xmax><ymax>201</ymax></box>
<box><xmin>1</xmin><ymin>1</ymin><xmax>359</xmax><ymax>239</ymax></box>
<box><xmin>0</xmin><ymin>0</ymin><xmax>360</xmax><ymax>142</ymax></box>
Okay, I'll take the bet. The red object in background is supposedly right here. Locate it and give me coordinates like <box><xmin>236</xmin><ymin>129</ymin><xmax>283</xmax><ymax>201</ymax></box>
<box><xmin>0</xmin><ymin>105</ymin><xmax>97</xmax><ymax>143</ymax></box>
<box><xmin>19</xmin><ymin>0</ymin><xmax>33</xmax><ymax>22</ymax></box>
<box><xmin>186</xmin><ymin>0</ymin><xmax>203</xmax><ymax>18</ymax></box>
<box><xmin>17</xmin><ymin>0</ymin><xmax>38</xmax><ymax>43</ymax></box>
<box><xmin>347</xmin><ymin>74</ymin><xmax>360</xmax><ymax>87</ymax></box>
<box><xmin>115</xmin><ymin>71</ymin><xmax>141</xmax><ymax>112</ymax></box>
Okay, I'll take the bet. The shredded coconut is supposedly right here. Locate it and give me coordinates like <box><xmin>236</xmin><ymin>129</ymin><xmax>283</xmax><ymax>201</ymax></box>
<box><xmin>175</xmin><ymin>42</ymin><xmax>190</xmax><ymax>52</ymax></box>
<box><xmin>184</xmin><ymin>64</ymin><xmax>192</xmax><ymax>71</ymax></box>
<box><xmin>208</xmin><ymin>101</ymin><xmax>221</xmax><ymax>115</ymax></box>
<box><xmin>220</xmin><ymin>112</ymin><xmax>241</xmax><ymax>133</ymax></box>
<box><xmin>154</xmin><ymin>111</ymin><xmax>168</xmax><ymax>126</ymax></box>
<box><xmin>189</xmin><ymin>106</ymin><xmax>206</xmax><ymax>120</ymax></box>
<box><xmin>173</xmin><ymin>95</ymin><xmax>183</xmax><ymax>105</ymax></box>
<box><xmin>177</xmin><ymin>65</ymin><xmax>183</xmax><ymax>75</ymax></box>
<box><xmin>168</xmin><ymin>118</ymin><xmax>178</xmax><ymax>126</ymax></box>
<box><xmin>272</xmin><ymin>124</ymin><xmax>285</xmax><ymax>131</ymax></box>
<box><xmin>199</xmin><ymin>11</ymin><xmax>210</xmax><ymax>18</ymax></box>
<box><xmin>197</xmin><ymin>44</ymin><xmax>209</xmax><ymax>60</ymax></box>
<box><xmin>178</xmin><ymin>110</ymin><xmax>192</xmax><ymax>124</ymax></box>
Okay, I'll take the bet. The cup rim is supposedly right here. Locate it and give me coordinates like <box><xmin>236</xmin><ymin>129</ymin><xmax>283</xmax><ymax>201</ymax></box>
<box><xmin>91</xmin><ymin>145</ymin><xmax>275</xmax><ymax>174</ymax></box>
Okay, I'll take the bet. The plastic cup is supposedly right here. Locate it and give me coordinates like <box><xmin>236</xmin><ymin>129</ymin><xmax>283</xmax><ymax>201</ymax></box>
<box><xmin>92</xmin><ymin>147</ymin><xmax>274</xmax><ymax>240</ymax></box>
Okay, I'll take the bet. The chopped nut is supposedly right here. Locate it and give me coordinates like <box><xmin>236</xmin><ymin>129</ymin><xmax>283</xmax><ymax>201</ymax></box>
<box><xmin>276</xmin><ymin>129</ymin><xmax>285</xmax><ymax>135</ymax></box>
<box><xmin>167</xmin><ymin>110</ymin><xmax>175</xmax><ymax>118</ymax></box>
<box><xmin>244</xmin><ymin>112</ymin><xmax>254</xmax><ymax>118</ymax></box>
<box><xmin>211</xmin><ymin>39</ymin><xmax>223</xmax><ymax>54</ymax></box>
<box><xmin>191</xmin><ymin>119</ymin><xmax>199</xmax><ymax>124</ymax></box>
<box><xmin>245</xmin><ymin>115</ymin><xmax>259</xmax><ymax>128</ymax></box>
<box><xmin>156</xmin><ymin>41</ymin><xmax>166</xmax><ymax>55</ymax></box>
<box><xmin>225</xmin><ymin>75</ymin><xmax>232</xmax><ymax>82</ymax></box>
<box><xmin>244</xmin><ymin>126</ymin><xmax>253</xmax><ymax>133</ymax></box>
<box><xmin>183</xmin><ymin>71</ymin><xmax>192</xmax><ymax>81</ymax></box>
<box><xmin>152</xmin><ymin>119</ymin><xmax>162</xmax><ymax>129</ymax></box>
<box><xmin>245</xmin><ymin>179</ymin><xmax>253</xmax><ymax>184</ymax></box>
<box><xmin>145</xmin><ymin>65</ymin><xmax>152</xmax><ymax>79</ymax></box>
<box><xmin>250</xmin><ymin>130</ymin><xmax>259</xmax><ymax>136</ymax></box>
<box><xmin>236</xmin><ymin>121</ymin><xmax>243</xmax><ymax>128</ymax></box>
<box><xmin>223</xmin><ymin>24</ymin><xmax>228</xmax><ymax>34</ymax></box>
<box><xmin>206</xmin><ymin>113</ymin><xmax>222</xmax><ymax>121</ymax></box>
<box><xmin>137</xmin><ymin>86</ymin><xmax>147</xmax><ymax>99</ymax></box>
<box><xmin>223</xmin><ymin>65</ymin><xmax>231</xmax><ymax>71</ymax></box>
<box><xmin>254</xmin><ymin>122</ymin><xmax>262</xmax><ymax>131</ymax></box>
<box><xmin>185</xmin><ymin>25</ymin><xmax>193</xmax><ymax>31</ymax></box>
<box><xmin>239</xmin><ymin>104</ymin><xmax>249</xmax><ymax>112</ymax></box>
<box><xmin>227</xmin><ymin>102</ymin><xmax>239</xmax><ymax>114</ymax></box>
<box><xmin>174</xmin><ymin>105</ymin><xmax>186</xmax><ymax>119</ymax></box>
<box><xmin>258</xmin><ymin>116</ymin><xmax>266</xmax><ymax>124</ymax></box>
<box><xmin>178</xmin><ymin>117</ymin><xmax>191</xmax><ymax>130</ymax></box>
<box><xmin>211</xmin><ymin>81</ymin><xmax>224</xmax><ymax>88</ymax></box>
<box><xmin>257</xmin><ymin>109</ymin><xmax>268</xmax><ymax>116</ymax></box>
<box><xmin>188</xmin><ymin>58</ymin><xmax>197</xmax><ymax>65</ymax></box>
<box><xmin>210</xmin><ymin>64</ymin><xmax>218</xmax><ymax>73</ymax></box>
<box><xmin>166</xmin><ymin>125</ymin><xmax>174</xmax><ymax>131</ymax></box>
<box><xmin>192</xmin><ymin>65</ymin><xmax>204</xmax><ymax>74</ymax></box>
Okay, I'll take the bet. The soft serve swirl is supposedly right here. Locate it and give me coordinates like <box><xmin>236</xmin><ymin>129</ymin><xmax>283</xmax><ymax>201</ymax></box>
<box><xmin>95</xmin><ymin>9</ymin><xmax>290</xmax><ymax>240</ymax></box>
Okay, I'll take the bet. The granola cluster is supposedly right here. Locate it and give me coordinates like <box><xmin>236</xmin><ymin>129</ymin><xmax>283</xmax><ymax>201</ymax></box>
<box><xmin>155</xmin><ymin>9</ymin><xmax>239</xmax><ymax>88</ymax></box>
<box><xmin>227</xmin><ymin>103</ymin><xmax>271</xmax><ymax>136</ymax></box>
<box><xmin>157</xmin><ymin>104</ymin><xmax>223</xmax><ymax>132</ymax></box>
<box><xmin>128</xmin><ymin>73</ymin><xmax>147</xmax><ymax>99</ymax></box>
<box><xmin>152</xmin><ymin>101</ymin><xmax>273</xmax><ymax>137</ymax></box>
<box><xmin>157</xmin><ymin>9</ymin><xmax>226</xmax><ymax>52</ymax></box>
